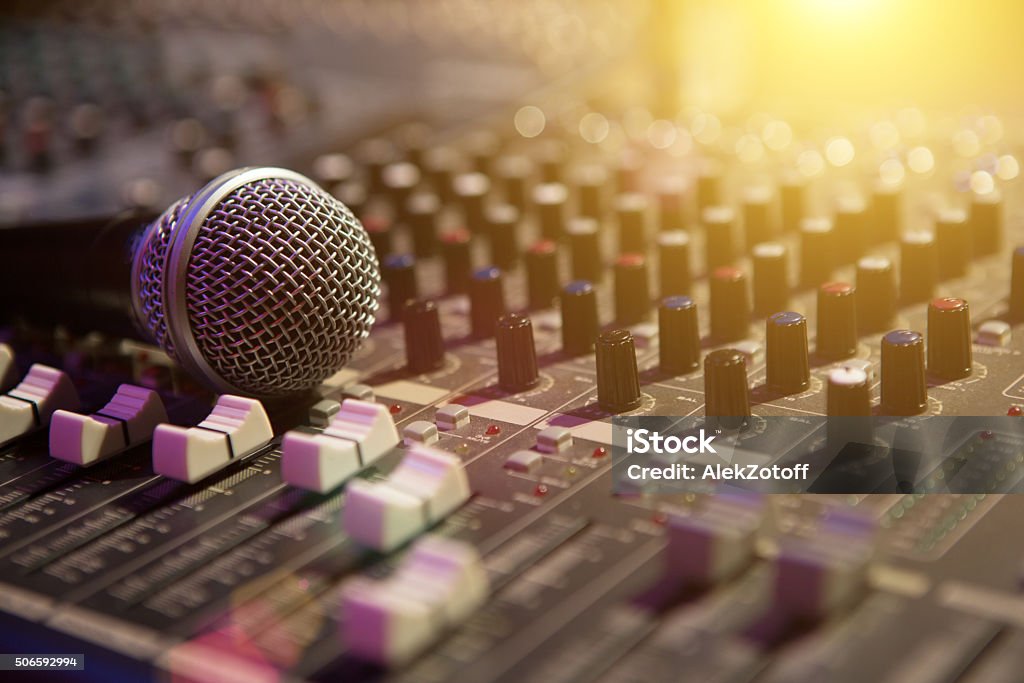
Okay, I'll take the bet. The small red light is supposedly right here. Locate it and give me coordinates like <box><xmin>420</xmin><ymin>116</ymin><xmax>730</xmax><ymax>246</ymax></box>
<box><xmin>485</xmin><ymin>424</ymin><xmax>501</xmax><ymax>436</ymax></box>
<box><xmin>389</xmin><ymin>403</ymin><xmax>402</xmax><ymax>415</ymax></box>
<box><xmin>592</xmin><ymin>447</ymin><xmax>608</xmax><ymax>458</ymax></box>
<box><xmin>534</xmin><ymin>484</ymin><xmax>548</xmax><ymax>497</ymax></box>
<box><xmin>1009</xmin><ymin>405</ymin><xmax>1023</xmax><ymax>417</ymax></box>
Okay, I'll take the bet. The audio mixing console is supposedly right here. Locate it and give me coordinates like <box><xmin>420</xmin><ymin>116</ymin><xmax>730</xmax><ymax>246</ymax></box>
<box><xmin>2</xmin><ymin>1</ymin><xmax>1024</xmax><ymax>682</ymax></box>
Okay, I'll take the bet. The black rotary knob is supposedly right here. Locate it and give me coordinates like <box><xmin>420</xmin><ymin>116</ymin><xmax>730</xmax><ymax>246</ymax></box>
<box><xmin>576</xmin><ymin>164</ymin><xmax>607</xmax><ymax>219</ymax></box>
<box><xmin>495</xmin><ymin>155</ymin><xmax>532</xmax><ymax>212</ymax></box>
<box><xmin>596</xmin><ymin>329</ymin><xmax>642</xmax><ymax>413</ymax></box>
<box><xmin>525</xmin><ymin>240</ymin><xmax>560</xmax><ymax>309</ymax></box>
<box><xmin>880</xmin><ymin>330</ymin><xmax>927</xmax><ymax>415</ymax></box>
<box><xmin>658</xmin><ymin>177</ymin><xmax>687</xmax><ymax>232</ymax></box>
<box><xmin>899</xmin><ymin>231</ymin><xmax>938</xmax><ymax>305</ymax></box>
<box><xmin>539</xmin><ymin>140</ymin><xmax>567</xmax><ymax>183</ymax></box>
<box><xmin>533</xmin><ymin>182</ymin><xmax>568</xmax><ymax>241</ymax></box>
<box><xmin>816</xmin><ymin>282</ymin><xmax>858</xmax><ymax>360</ymax></box>
<box><xmin>657</xmin><ymin>231</ymin><xmax>692</xmax><ymax>297</ymax></box>
<box><xmin>496</xmin><ymin>314</ymin><xmax>539</xmax><ymax>392</ymax></box>
<box><xmin>356</xmin><ymin>137</ymin><xmax>396</xmax><ymax>198</ymax></box>
<box><xmin>568</xmin><ymin>217</ymin><xmax>603</xmax><ymax>282</ymax></box>
<box><xmin>617</xmin><ymin>150</ymin><xmax>642</xmax><ymax>194</ymax></box>
<box><xmin>614</xmin><ymin>254</ymin><xmax>651</xmax><ymax>326</ymax></box>
<box><xmin>970</xmin><ymin>191</ymin><xmax>1002</xmax><ymax>257</ymax></box>
<box><xmin>751</xmin><ymin>242</ymin><xmax>789</xmax><ymax>316</ymax></box>
<box><xmin>834</xmin><ymin>196</ymin><xmax>867</xmax><ymax>265</ymax></box>
<box><xmin>423</xmin><ymin>145</ymin><xmax>459</xmax><ymax>202</ymax></box>
<box><xmin>871</xmin><ymin>180</ymin><xmax>902</xmax><ymax>244</ymax></box>
<box><xmin>487</xmin><ymin>204</ymin><xmax>520</xmax><ymax>270</ymax></box>
<box><xmin>441</xmin><ymin>228</ymin><xmax>472</xmax><ymax>295</ymax></box>
<box><xmin>696</xmin><ymin>161</ymin><xmax>723</xmax><ymax>214</ymax></box>
<box><xmin>799</xmin><ymin>217</ymin><xmax>836</xmax><ymax>288</ymax></box>
<box><xmin>406</xmin><ymin>192</ymin><xmax>440</xmax><ymax>258</ymax></box>
<box><xmin>659</xmin><ymin>296</ymin><xmax>700</xmax><ymax>375</ymax></box>
<box><xmin>454</xmin><ymin>172</ymin><xmax>490</xmax><ymax>234</ymax></box>
<box><xmin>363</xmin><ymin>216</ymin><xmax>392</xmax><ymax>257</ymax></box>
<box><xmin>934</xmin><ymin>209</ymin><xmax>971</xmax><ymax>280</ymax></box>
<box><xmin>710</xmin><ymin>266</ymin><xmax>751</xmax><ymax>342</ymax></box>
<box><xmin>469</xmin><ymin>267</ymin><xmax>506</xmax><ymax>339</ymax></box>
<box><xmin>856</xmin><ymin>256</ymin><xmax>897</xmax><ymax>334</ymax></box>
<box><xmin>766</xmin><ymin>312</ymin><xmax>810</xmax><ymax>394</ymax></box>
<box><xmin>743</xmin><ymin>186</ymin><xmax>776</xmax><ymax>248</ymax></box>
<box><xmin>827</xmin><ymin>367</ymin><xmax>871</xmax><ymax>416</ymax></box>
<box><xmin>704</xmin><ymin>349</ymin><xmax>750</xmax><ymax>419</ymax></box>
<box><xmin>779</xmin><ymin>173</ymin><xmax>805</xmax><ymax>234</ymax></box>
<box><xmin>561</xmin><ymin>280</ymin><xmax>599</xmax><ymax>356</ymax></box>
<box><xmin>465</xmin><ymin>130</ymin><xmax>500</xmax><ymax>176</ymax></box>
<box><xmin>1012</xmin><ymin>247</ymin><xmax>1024</xmax><ymax>321</ymax></box>
<box><xmin>616</xmin><ymin>193</ymin><xmax>649</xmax><ymax>254</ymax></box>
<box><xmin>703</xmin><ymin>206</ymin><xmax>737</xmax><ymax>271</ymax></box>
<box><xmin>404</xmin><ymin>300</ymin><xmax>445</xmax><ymax>373</ymax></box>
<box><xmin>927</xmin><ymin>297</ymin><xmax>972</xmax><ymax>380</ymax></box>
<box><xmin>383</xmin><ymin>253</ymin><xmax>418</xmax><ymax>321</ymax></box>
<box><xmin>382</xmin><ymin>162</ymin><xmax>420</xmax><ymax>223</ymax></box>
<box><xmin>826</xmin><ymin>366</ymin><xmax>873</xmax><ymax>450</ymax></box>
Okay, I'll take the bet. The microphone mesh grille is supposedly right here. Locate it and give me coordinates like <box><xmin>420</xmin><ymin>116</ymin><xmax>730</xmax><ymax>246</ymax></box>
<box><xmin>183</xmin><ymin>177</ymin><xmax>380</xmax><ymax>396</ymax></box>
<box><xmin>135</xmin><ymin>197</ymin><xmax>187</xmax><ymax>356</ymax></box>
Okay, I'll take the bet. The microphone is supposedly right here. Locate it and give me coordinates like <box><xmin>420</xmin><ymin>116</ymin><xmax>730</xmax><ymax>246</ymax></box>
<box><xmin>0</xmin><ymin>167</ymin><xmax>381</xmax><ymax>397</ymax></box>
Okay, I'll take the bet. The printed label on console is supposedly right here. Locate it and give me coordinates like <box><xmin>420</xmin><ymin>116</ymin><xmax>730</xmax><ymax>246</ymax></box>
<box><xmin>610</xmin><ymin>416</ymin><xmax>1024</xmax><ymax>494</ymax></box>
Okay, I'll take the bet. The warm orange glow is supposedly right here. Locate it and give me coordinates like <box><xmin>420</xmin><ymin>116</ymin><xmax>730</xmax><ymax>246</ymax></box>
<box><xmin>671</xmin><ymin>0</ymin><xmax>1024</xmax><ymax>117</ymax></box>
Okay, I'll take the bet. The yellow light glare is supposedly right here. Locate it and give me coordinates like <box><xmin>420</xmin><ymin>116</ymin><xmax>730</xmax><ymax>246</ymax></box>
<box><xmin>797</xmin><ymin>149</ymin><xmax>825</xmax><ymax>177</ymax></box>
<box><xmin>869</xmin><ymin>121</ymin><xmax>900</xmax><ymax>150</ymax></box>
<box><xmin>514</xmin><ymin>106</ymin><xmax>545</xmax><ymax>138</ymax></box>
<box><xmin>691</xmin><ymin>112</ymin><xmax>721</xmax><ymax>145</ymax></box>
<box><xmin>623</xmin><ymin>108</ymin><xmax>654</xmax><ymax>142</ymax></box>
<box><xmin>952</xmin><ymin>130</ymin><xmax>980</xmax><ymax>157</ymax></box>
<box><xmin>879</xmin><ymin>158</ymin><xmax>905</xmax><ymax>185</ymax></box>
<box><xmin>825</xmin><ymin>137</ymin><xmax>855</xmax><ymax>167</ymax></box>
<box><xmin>979</xmin><ymin>115</ymin><xmax>1004</xmax><ymax>145</ymax></box>
<box><xmin>896</xmin><ymin>108</ymin><xmax>927</xmax><ymax>138</ymax></box>
<box><xmin>761</xmin><ymin>120</ymin><xmax>793</xmax><ymax>151</ymax></box>
<box><xmin>997</xmin><ymin>154</ymin><xmax>1019</xmax><ymax>180</ymax></box>
<box><xmin>907</xmin><ymin>146</ymin><xmax>934</xmax><ymax>174</ymax></box>
<box><xmin>735</xmin><ymin>134</ymin><xmax>765</xmax><ymax>163</ymax></box>
<box><xmin>578</xmin><ymin>112</ymin><xmax>610</xmax><ymax>144</ymax></box>
<box><xmin>647</xmin><ymin>120</ymin><xmax>677</xmax><ymax>149</ymax></box>
<box><xmin>969</xmin><ymin>170</ymin><xmax>995</xmax><ymax>195</ymax></box>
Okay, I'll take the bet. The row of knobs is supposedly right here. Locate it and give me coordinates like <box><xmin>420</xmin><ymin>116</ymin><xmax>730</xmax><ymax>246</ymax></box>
<box><xmin>376</xmin><ymin>184</ymin><xmax>1003</xmax><ymax>323</ymax></box>
<box><xmin>402</xmin><ymin>282</ymin><xmax>974</xmax><ymax>416</ymax></box>
<box><xmin>698</xmin><ymin>298</ymin><xmax>970</xmax><ymax>418</ymax></box>
<box><xmin>386</xmin><ymin>242</ymin><xmax>1024</xmax><ymax>361</ymax></box>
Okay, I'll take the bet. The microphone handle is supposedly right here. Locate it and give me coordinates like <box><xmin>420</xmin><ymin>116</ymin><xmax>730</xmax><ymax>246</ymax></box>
<box><xmin>0</xmin><ymin>210</ymin><xmax>158</xmax><ymax>339</ymax></box>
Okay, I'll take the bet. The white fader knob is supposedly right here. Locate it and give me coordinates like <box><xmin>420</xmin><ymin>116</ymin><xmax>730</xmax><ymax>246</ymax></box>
<box><xmin>281</xmin><ymin>399</ymin><xmax>400</xmax><ymax>493</ymax></box>
<box><xmin>341</xmin><ymin>535</ymin><xmax>488</xmax><ymax>666</ymax></box>
<box><xmin>343</xmin><ymin>444</ymin><xmax>470</xmax><ymax>552</ymax></box>
<box><xmin>152</xmin><ymin>395</ymin><xmax>273</xmax><ymax>483</ymax></box>
<box><xmin>0</xmin><ymin>343</ymin><xmax>16</xmax><ymax>392</ymax></box>
<box><xmin>50</xmin><ymin>384</ymin><xmax>168</xmax><ymax>466</ymax></box>
<box><xmin>0</xmin><ymin>364</ymin><xmax>80</xmax><ymax>445</ymax></box>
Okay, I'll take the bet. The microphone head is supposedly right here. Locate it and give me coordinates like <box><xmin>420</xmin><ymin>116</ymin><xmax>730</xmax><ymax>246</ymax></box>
<box><xmin>131</xmin><ymin>167</ymin><xmax>381</xmax><ymax>397</ymax></box>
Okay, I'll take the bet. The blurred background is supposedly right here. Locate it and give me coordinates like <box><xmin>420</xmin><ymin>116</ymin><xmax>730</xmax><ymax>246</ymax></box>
<box><xmin>2</xmin><ymin>0</ymin><xmax>1021</xmax><ymax>226</ymax></box>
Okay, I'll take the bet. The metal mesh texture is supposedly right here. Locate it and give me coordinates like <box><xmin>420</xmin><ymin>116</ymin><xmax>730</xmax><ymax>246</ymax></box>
<box><xmin>135</xmin><ymin>197</ymin><xmax>186</xmax><ymax>355</ymax></box>
<box><xmin>183</xmin><ymin>177</ymin><xmax>380</xmax><ymax>396</ymax></box>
